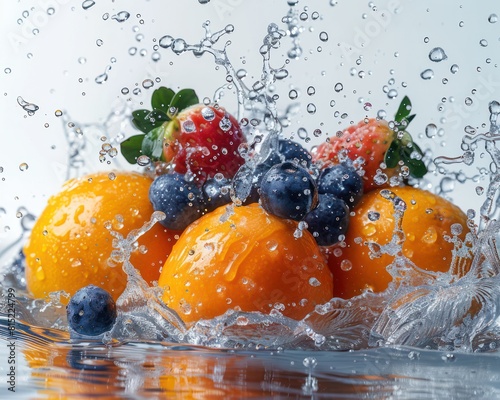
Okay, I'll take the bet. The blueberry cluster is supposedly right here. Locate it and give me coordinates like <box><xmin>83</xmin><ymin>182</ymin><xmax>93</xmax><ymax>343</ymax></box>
<box><xmin>149</xmin><ymin>173</ymin><xmax>232</xmax><ymax>231</ymax></box>
<box><xmin>149</xmin><ymin>138</ymin><xmax>363</xmax><ymax>246</ymax></box>
<box><xmin>235</xmin><ymin>139</ymin><xmax>363</xmax><ymax>246</ymax></box>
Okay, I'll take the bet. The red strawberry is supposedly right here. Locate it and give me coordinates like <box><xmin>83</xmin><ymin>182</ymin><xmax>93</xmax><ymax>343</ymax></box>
<box><xmin>312</xmin><ymin>97</ymin><xmax>427</xmax><ymax>193</ymax></box>
<box><xmin>120</xmin><ymin>87</ymin><xmax>246</xmax><ymax>184</ymax></box>
<box><xmin>162</xmin><ymin>104</ymin><xmax>246</xmax><ymax>183</ymax></box>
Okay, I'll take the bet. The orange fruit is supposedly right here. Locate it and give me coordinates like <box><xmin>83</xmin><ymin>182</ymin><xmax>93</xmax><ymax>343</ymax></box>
<box><xmin>328</xmin><ymin>186</ymin><xmax>470</xmax><ymax>299</ymax></box>
<box><xmin>158</xmin><ymin>203</ymin><xmax>333</xmax><ymax>324</ymax></box>
<box><xmin>24</xmin><ymin>171</ymin><xmax>179</xmax><ymax>301</ymax></box>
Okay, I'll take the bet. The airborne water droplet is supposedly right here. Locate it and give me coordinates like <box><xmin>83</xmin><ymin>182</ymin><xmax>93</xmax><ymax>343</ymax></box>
<box><xmin>82</xmin><ymin>0</ymin><xmax>95</xmax><ymax>10</ymax></box>
<box><xmin>420</xmin><ymin>69</ymin><xmax>434</xmax><ymax>80</ymax></box>
<box><xmin>488</xmin><ymin>13</ymin><xmax>498</xmax><ymax>23</ymax></box>
<box><xmin>111</xmin><ymin>11</ymin><xmax>130</xmax><ymax>23</ymax></box>
<box><xmin>428</xmin><ymin>47</ymin><xmax>448</xmax><ymax>62</ymax></box>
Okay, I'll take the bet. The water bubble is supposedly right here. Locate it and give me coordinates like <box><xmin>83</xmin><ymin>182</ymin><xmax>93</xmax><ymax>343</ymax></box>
<box><xmin>102</xmin><ymin>13</ymin><xmax>109</xmax><ymax>20</ymax></box>
<box><xmin>387</xmin><ymin>89</ymin><xmax>398</xmax><ymax>99</ymax></box>
<box><xmin>306</xmin><ymin>103</ymin><xmax>317</xmax><ymax>114</ymax></box>
<box><xmin>428</xmin><ymin>47</ymin><xmax>448</xmax><ymax>62</ymax></box>
<box><xmin>78</xmin><ymin>57</ymin><xmax>87</xmax><ymax>64</ymax></box>
<box><xmin>142</xmin><ymin>79</ymin><xmax>154</xmax><ymax>89</ymax></box>
<box><xmin>112</xmin><ymin>11</ymin><xmax>130</xmax><ymax>23</ymax></box>
<box><xmin>17</xmin><ymin>96</ymin><xmax>39</xmax><ymax>115</ymax></box>
<box><xmin>137</xmin><ymin>155</ymin><xmax>151</xmax><ymax>166</ymax></box>
<box><xmin>201</xmin><ymin>107</ymin><xmax>215</xmax><ymax>121</ymax></box>
<box><xmin>129</xmin><ymin>47</ymin><xmax>137</xmax><ymax>56</ymax></box>
<box><xmin>420</xmin><ymin>69</ymin><xmax>434</xmax><ymax>80</ymax></box>
<box><xmin>19</xmin><ymin>163</ymin><xmax>29</xmax><ymax>171</ymax></box>
<box><xmin>289</xmin><ymin>89</ymin><xmax>298</xmax><ymax>100</ymax></box>
<box><xmin>4</xmin><ymin>68</ymin><xmax>11</xmax><ymax>74</ymax></box>
<box><xmin>121</xmin><ymin>87</ymin><xmax>129</xmax><ymax>95</ymax></box>
<box><xmin>425</xmin><ymin>123</ymin><xmax>438</xmax><ymax>138</ymax></box>
<box><xmin>340</xmin><ymin>259</ymin><xmax>352</xmax><ymax>271</ymax></box>
<box><xmin>319</xmin><ymin>31</ymin><xmax>329</xmax><ymax>42</ymax></box>
<box><xmin>364</xmin><ymin>102</ymin><xmax>372</xmax><ymax>111</ymax></box>
<box><xmin>47</xmin><ymin>7</ymin><xmax>55</xmax><ymax>15</ymax></box>
<box><xmin>450</xmin><ymin>64</ymin><xmax>459</xmax><ymax>74</ymax></box>
<box><xmin>488</xmin><ymin>13</ymin><xmax>498</xmax><ymax>23</ymax></box>
<box><xmin>465</xmin><ymin>97</ymin><xmax>473</xmax><ymax>106</ymax></box>
<box><xmin>198</xmin><ymin>0</ymin><xmax>211</xmax><ymax>3</ymax></box>
<box><xmin>172</xmin><ymin>38</ymin><xmax>187</xmax><ymax>54</ymax></box>
<box><xmin>151</xmin><ymin>52</ymin><xmax>161</xmax><ymax>62</ymax></box>
<box><xmin>334</xmin><ymin>82</ymin><xmax>343</xmax><ymax>92</ymax></box>
<box><xmin>96</xmin><ymin>39</ymin><xmax>104</xmax><ymax>47</ymax></box>
<box><xmin>82</xmin><ymin>0</ymin><xmax>95</xmax><ymax>10</ymax></box>
<box><xmin>479</xmin><ymin>39</ymin><xmax>488</xmax><ymax>47</ymax></box>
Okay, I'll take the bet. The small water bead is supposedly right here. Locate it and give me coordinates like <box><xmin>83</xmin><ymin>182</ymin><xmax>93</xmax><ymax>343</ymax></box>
<box><xmin>17</xmin><ymin>96</ymin><xmax>39</xmax><ymax>115</ymax></box>
<box><xmin>340</xmin><ymin>259</ymin><xmax>352</xmax><ymax>272</ymax></box>
<box><xmin>112</xmin><ymin>11</ymin><xmax>130</xmax><ymax>23</ymax></box>
<box><xmin>425</xmin><ymin>123</ymin><xmax>438</xmax><ymax>138</ymax></box>
<box><xmin>306</xmin><ymin>103</ymin><xmax>317</xmax><ymax>114</ymax></box>
<box><xmin>4</xmin><ymin>68</ymin><xmax>11</xmax><ymax>74</ymax></box>
<box><xmin>465</xmin><ymin>97</ymin><xmax>473</xmax><ymax>106</ymax></box>
<box><xmin>19</xmin><ymin>163</ymin><xmax>29</xmax><ymax>171</ymax></box>
<box><xmin>450</xmin><ymin>64</ymin><xmax>459</xmax><ymax>74</ymax></box>
<box><xmin>476</xmin><ymin>186</ymin><xmax>484</xmax><ymax>195</ymax></box>
<box><xmin>420</xmin><ymin>69</ymin><xmax>434</xmax><ymax>80</ymax></box>
<box><xmin>121</xmin><ymin>87</ymin><xmax>129</xmax><ymax>95</ymax></box>
<box><xmin>142</xmin><ymin>79</ymin><xmax>154</xmax><ymax>89</ymax></box>
<box><xmin>488</xmin><ymin>13</ymin><xmax>498</xmax><ymax>23</ymax></box>
<box><xmin>459</xmin><ymin>20</ymin><xmax>464</xmax><ymax>27</ymax></box>
<box><xmin>289</xmin><ymin>89</ymin><xmax>299</xmax><ymax>100</ymax></box>
<box><xmin>96</xmin><ymin>39</ymin><xmax>104</xmax><ymax>47</ymax></box>
<box><xmin>334</xmin><ymin>82</ymin><xmax>343</xmax><ymax>92</ymax></box>
<box><xmin>102</xmin><ymin>13</ymin><xmax>109</xmax><ymax>21</ymax></box>
<box><xmin>479</xmin><ymin>39</ymin><xmax>488</xmax><ymax>47</ymax></box>
<box><xmin>172</xmin><ymin>39</ymin><xmax>187</xmax><ymax>54</ymax></box>
<box><xmin>428</xmin><ymin>47</ymin><xmax>448</xmax><ymax>62</ymax></box>
<box><xmin>319</xmin><ymin>31</ymin><xmax>329</xmax><ymax>42</ymax></box>
<box><xmin>137</xmin><ymin>155</ymin><xmax>151</xmax><ymax>166</ymax></box>
<box><xmin>133</xmin><ymin>88</ymin><xmax>141</xmax><ymax>96</ymax></box>
<box><xmin>47</xmin><ymin>7</ymin><xmax>55</xmax><ymax>15</ymax></box>
<box><xmin>387</xmin><ymin>89</ymin><xmax>398</xmax><ymax>99</ymax></box>
<box><xmin>307</xmin><ymin>86</ymin><xmax>316</xmax><ymax>96</ymax></box>
<box><xmin>129</xmin><ymin>47</ymin><xmax>137</xmax><ymax>56</ymax></box>
<box><xmin>82</xmin><ymin>0</ymin><xmax>95</xmax><ymax>10</ymax></box>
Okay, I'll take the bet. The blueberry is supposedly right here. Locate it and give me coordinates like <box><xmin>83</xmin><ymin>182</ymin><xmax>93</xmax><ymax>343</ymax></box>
<box><xmin>202</xmin><ymin>177</ymin><xmax>232</xmax><ymax>213</ymax></box>
<box><xmin>66</xmin><ymin>285</ymin><xmax>117</xmax><ymax>336</ymax></box>
<box><xmin>317</xmin><ymin>164</ymin><xmax>363</xmax><ymax>207</ymax></box>
<box><xmin>304</xmin><ymin>193</ymin><xmax>350</xmax><ymax>246</ymax></box>
<box><xmin>149</xmin><ymin>173</ymin><xmax>205</xmax><ymax>231</ymax></box>
<box><xmin>232</xmin><ymin>163</ymin><xmax>271</xmax><ymax>205</ymax></box>
<box><xmin>259</xmin><ymin>162</ymin><xmax>318</xmax><ymax>221</ymax></box>
<box><xmin>278</xmin><ymin>139</ymin><xmax>312</xmax><ymax>167</ymax></box>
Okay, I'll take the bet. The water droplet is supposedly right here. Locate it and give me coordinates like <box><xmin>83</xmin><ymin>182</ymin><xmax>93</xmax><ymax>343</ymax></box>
<box><xmin>420</xmin><ymin>69</ymin><xmax>434</xmax><ymax>80</ymax></box>
<box><xmin>425</xmin><ymin>123</ymin><xmax>438</xmax><ymax>138</ymax></box>
<box><xmin>201</xmin><ymin>107</ymin><xmax>215</xmax><ymax>121</ymax></box>
<box><xmin>47</xmin><ymin>7</ymin><xmax>55</xmax><ymax>15</ymax></box>
<box><xmin>96</xmin><ymin>39</ymin><xmax>104</xmax><ymax>47</ymax></box>
<box><xmin>142</xmin><ymin>79</ymin><xmax>154</xmax><ymax>89</ymax></box>
<box><xmin>334</xmin><ymin>82</ymin><xmax>343</xmax><ymax>92</ymax></box>
<box><xmin>182</xmin><ymin>120</ymin><xmax>196</xmax><ymax>133</ymax></box>
<box><xmin>488</xmin><ymin>13</ymin><xmax>498</xmax><ymax>23</ymax></box>
<box><xmin>111</xmin><ymin>11</ymin><xmax>130</xmax><ymax>23</ymax></box>
<box><xmin>306</xmin><ymin>103</ymin><xmax>317</xmax><ymax>114</ymax></box>
<box><xmin>428</xmin><ymin>47</ymin><xmax>447</xmax><ymax>62</ymax></box>
<box><xmin>319</xmin><ymin>31</ymin><xmax>329</xmax><ymax>42</ymax></box>
<box><xmin>4</xmin><ymin>68</ymin><xmax>11</xmax><ymax>74</ymax></box>
<box><xmin>368</xmin><ymin>211</ymin><xmax>380</xmax><ymax>221</ymax></box>
<box><xmin>219</xmin><ymin>115</ymin><xmax>232</xmax><ymax>131</ymax></box>
<box><xmin>479</xmin><ymin>39</ymin><xmax>488</xmax><ymax>47</ymax></box>
<box><xmin>137</xmin><ymin>155</ymin><xmax>151</xmax><ymax>166</ymax></box>
<box><xmin>82</xmin><ymin>0</ymin><xmax>95</xmax><ymax>10</ymax></box>
<box><xmin>340</xmin><ymin>259</ymin><xmax>352</xmax><ymax>271</ymax></box>
<box><xmin>172</xmin><ymin>38</ymin><xmax>187</xmax><ymax>54</ymax></box>
<box><xmin>17</xmin><ymin>96</ymin><xmax>39</xmax><ymax>115</ymax></box>
<box><xmin>121</xmin><ymin>87</ymin><xmax>129</xmax><ymax>95</ymax></box>
<box><xmin>387</xmin><ymin>89</ymin><xmax>398</xmax><ymax>99</ymax></box>
<box><xmin>465</xmin><ymin>97</ymin><xmax>473</xmax><ymax>106</ymax></box>
<box><xmin>289</xmin><ymin>89</ymin><xmax>298</xmax><ymax>99</ymax></box>
<box><xmin>450</xmin><ymin>64</ymin><xmax>459</xmax><ymax>74</ymax></box>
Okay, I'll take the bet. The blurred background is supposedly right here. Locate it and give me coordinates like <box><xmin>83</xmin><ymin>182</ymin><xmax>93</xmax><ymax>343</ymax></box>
<box><xmin>1</xmin><ymin>0</ymin><xmax>499</xmax><ymax>251</ymax></box>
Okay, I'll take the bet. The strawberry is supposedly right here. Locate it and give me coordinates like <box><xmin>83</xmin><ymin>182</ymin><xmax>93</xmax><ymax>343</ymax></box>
<box><xmin>120</xmin><ymin>87</ymin><xmax>246</xmax><ymax>184</ymax></box>
<box><xmin>312</xmin><ymin>96</ymin><xmax>427</xmax><ymax>193</ymax></box>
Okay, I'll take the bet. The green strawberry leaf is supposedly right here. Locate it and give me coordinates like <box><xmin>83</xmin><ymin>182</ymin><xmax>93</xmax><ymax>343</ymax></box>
<box><xmin>386</xmin><ymin>96</ymin><xmax>428</xmax><ymax>179</ymax></box>
<box><xmin>120</xmin><ymin>87</ymin><xmax>199</xmax><ymax>164</ymax></box>
<box><xmin>141</xmin><ymin>125</ymin><xmax>166</xmax><ymax>161</ymax></box>
<box><xmin>170</xmin><ymin>89</ymin><xmax>199</xmax><ymax>114</ymax></box>
<box><xmin>384</xmin><ymin>140</ymin><xmax>401</xmax><ymax>168</ymax></box>
<box><xmin>395</xmin><ymin>96</ymin><xmax>412</xmax><ymax>123</ymax></box>
<box><xmin>131</xmin><ymin>110</ymin><xmax>153</xmax><ymax>133</ymax></box>
<box><xmin>151</xmin><ymin>87</ymin><xmax>175</xmax><ymax>112</ymax></box>
<box><xmin>120</xmin><ymin>134</ymin><xmax>146</xmax><ymax>163</ymax></box>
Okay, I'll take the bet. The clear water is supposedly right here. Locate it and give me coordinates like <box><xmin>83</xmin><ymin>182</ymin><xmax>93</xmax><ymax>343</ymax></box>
<box><xmin>2</xmin><ymin>0</ymin><xmax>500</xmax><ymax>398</ymax></box>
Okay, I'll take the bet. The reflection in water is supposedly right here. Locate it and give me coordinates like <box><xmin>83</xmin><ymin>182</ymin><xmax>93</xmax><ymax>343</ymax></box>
<box><xmin>1</xmin><ymin>318</ymin><xmax>499</xmax><ymax>399</ymax></box>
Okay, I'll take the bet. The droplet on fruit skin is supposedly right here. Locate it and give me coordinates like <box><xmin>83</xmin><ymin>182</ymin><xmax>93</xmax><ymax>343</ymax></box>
<box><xmin>421</xmin><ymin>227</ymin><xmax>438</xmax><ymax>244</ymax></box>
<box><xmin>35</xmin><ymin>266</ymin><xmax>45</xmax><ymax>281</ymax></box>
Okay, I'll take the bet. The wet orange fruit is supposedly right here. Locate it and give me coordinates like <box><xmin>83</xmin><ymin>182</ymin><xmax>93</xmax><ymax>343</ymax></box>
<box><xmin>328</xmin><ymin>186</ymin><xmax>469</xmax><ymax>299</ymax></box>
<box><xmin>24</xmin><ymin>171</ymin><xmax>179</xmax><ymax>301</ymax></box>
<box><xmin>158</xmin><ymin>203</ymin><xmax>333</xmax><ymax>324</ymax></box>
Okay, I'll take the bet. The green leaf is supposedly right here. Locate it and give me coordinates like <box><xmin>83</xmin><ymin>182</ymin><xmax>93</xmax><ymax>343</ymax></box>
<box><xmin>384</xmin><ymin>140</ymin><xmax>401</xmax><ymax>168</ymax></box>
<box><xmin>406</xmin><ymin>158</ymin><xmax>428</xmax><ymax>178</ymax></box>
<box><xmin>151</xmin><ymin>87</ymin><xmax>175</xmax><ymax>112</ymax></box>
<box><xmin>141</xmin><ymin>125</ymin><xmax>166</xmax><ymax>160</ymax></box>
<box><xmin>131</xmin><ymin>110</ymin><xmax>153</xmax><ymax>133</ymax></box>
<box><xmin>120</xmin><ymin>134</ymin><xmax>145</xmax><ymax>164</ymax></box>
<box><xmin>395</xmin><ymin>96</ymin><xmax>412</xmax><ymax>123</ymax></box>
<box><xmin>170</xmin><ymin>89</ymin><xmax>199</xmax><ymax>114</ymax></box>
